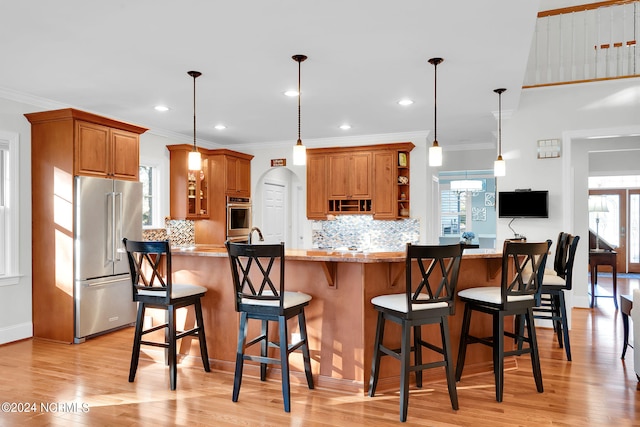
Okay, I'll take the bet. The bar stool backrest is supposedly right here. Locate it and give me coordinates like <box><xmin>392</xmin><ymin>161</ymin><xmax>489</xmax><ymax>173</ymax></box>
<box><xmin>226</xmin><ymin>242</ymin><xmax>286</xmax><ymax>312</ymax></box>
<box><xmin>123</xmin><ymin>238</ymin><xmax>172</xmax><ymax>304</ymax></box>
<box><xmin>553</xmin><ymin>232</ymin><xmax>570</xmax><ymax>277</ymax></box>
<box><xmin>405</xmin><ymin>243</ymin><xmax>464</xmax><ymax>315</ymax></box>
<box><xmin>560</xmin><ymin>235</ymin><xmax>580</xmax><ymax>290</ymax></box>
<box><xmin>501</xmin><ymin>240</ymin><xmax>550</xmax><ymax>306</ymax></box>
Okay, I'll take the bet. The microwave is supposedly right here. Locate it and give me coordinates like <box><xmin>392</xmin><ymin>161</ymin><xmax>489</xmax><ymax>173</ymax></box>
<box><xmin>226</xmin><ymin>197</ymin><xmax>252</xmax><ymax>239</ymax></box>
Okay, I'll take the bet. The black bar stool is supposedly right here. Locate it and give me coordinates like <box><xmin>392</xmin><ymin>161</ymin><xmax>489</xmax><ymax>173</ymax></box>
<box><xmin>225</xmin><ymin>241</ymin><xmax>314</xmax><ymax>413</ymax></box>
<box><xmin>369</xmin><ymin>243</ymin><xmax>463</xmax><ymax>422</ymax></box>
<box><xmin>455</xmin><ymin>240</ymin><xmax>550</xmax><ymax>402</ymax></box>
<box><xmin>122</xmin><ymin>239</ymin><xmax>210</xmax><ymax>390</ymax></box>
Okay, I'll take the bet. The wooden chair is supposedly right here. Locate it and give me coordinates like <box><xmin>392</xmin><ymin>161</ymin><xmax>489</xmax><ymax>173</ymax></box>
<box><xmin>533</xmin><ymin>233</ymin><xmax>580</xmax><ymax>361</ymax></box>
<box><xmin>369</xmin><ymin>243</ymin><xmax>463</xmax><ymax>422</ymax></box>
<box><xmin>122</xmin><ymin>239</ymin><xmax>210</xmax><ymax>390</ymax></box>
<box><xmin>225</xmin><ymin>241</ymin><xmax>314</xmax><ymax>413</ymax></box>
<box><xmin>455</xmin><ymin>240</ymin><xmax>549</xmax><ymax>402</ymax></box>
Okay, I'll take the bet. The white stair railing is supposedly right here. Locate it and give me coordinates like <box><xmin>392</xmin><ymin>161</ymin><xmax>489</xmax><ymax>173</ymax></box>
<box><xmin>524</xmin><ymin>1</ymin><xmax>639</xmax><ymax>87</ymax></box>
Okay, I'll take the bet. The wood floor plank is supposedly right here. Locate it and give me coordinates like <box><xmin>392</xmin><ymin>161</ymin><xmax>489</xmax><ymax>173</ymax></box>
<box><xmin>0</xmin><ymin>276</ymin><xmax>638</xmax><ymax>426</ymax></box>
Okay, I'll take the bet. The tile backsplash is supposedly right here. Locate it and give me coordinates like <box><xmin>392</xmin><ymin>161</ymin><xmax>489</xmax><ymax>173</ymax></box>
<box><xmin>142</xmin><ymin>218</ymin><xmax>195</xmax><ymax>248</ymax></box>
<box><xmin>144</xmin><ymin>215</ymin><xmax>418</xmax><ymax>251</ymax></box>
<box><xmin>312</xmin><ymin>215</ymin><xmax>419</xmax><ymax>251</ymax></box>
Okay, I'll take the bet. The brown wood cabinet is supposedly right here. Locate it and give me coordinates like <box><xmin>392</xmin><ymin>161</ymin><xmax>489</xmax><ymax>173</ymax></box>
<box><xmin>306</xmin><ymin>142</ymin><xmax>414</xmax><ymax>220</ymax></box>
<box><xmin>25</xmin><ymin>108</ymin><xmax>147</xmax><ymax>343</ymax></box>
<box><xmin>225</xmin><ymin>155</ymin><xmax>251</xmax><ymax>197</ymax></box>
<box><xmin>75</xmin><ymin>120</ymin><xmax>141</xmax><ymax>180</ymax></box>
<box><xmin>167</xmin><ymin>145</ymin><xmax>210</xmax><ymax>219</ymax></box>
<box><xmin>372</xmin><ymin>151</ymin><xmax>395</xmax><ymax>219</ymax></box>
<box><xmin>168</xmin><ymin>145</ymin><xmax>253</xmax><ymax>243</ymax></box>
<box><xmin>328</xmin><ymin>152</ymin><xmax>371</xmax><ymax>199</ymax></box>
<box><xmin>307</xmin><ymin>154</ymin><xmax>328</xmax><ymax>219</ymax></box>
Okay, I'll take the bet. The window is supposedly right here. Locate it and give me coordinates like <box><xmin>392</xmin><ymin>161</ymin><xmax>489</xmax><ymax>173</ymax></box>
<box><xmin>438</xmin><ymin>170</ymin><xmax>496</xmax><ymax>241</ymax></box>
<box><xmin>0</xmin><ymin>131</ymin><xmax>19</xmax><ymax>285</ymax></box>
<box><xmin>139</xmin><ymin>164</ymin><xmax>159</xmax><ymax>228</ymax></box>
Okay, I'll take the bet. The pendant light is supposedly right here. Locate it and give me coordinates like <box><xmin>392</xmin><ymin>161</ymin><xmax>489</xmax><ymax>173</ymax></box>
<box><xmin>428</xmin><ymin>57</ymin><xmax>443</xmax><ymax>167</ymax></box>
<box><xmin>493</xmin><ymin>88</ymin><xmax>506</xmax><ymax>177</ymax></box>
<box><xmin>292</xmin><ymin>54</ymin><xmax>308</xmax><ymax>166</ymax></box>
<box><xmin>187</xmin><ymin>70</ymin><xmax>202</xmax><ymax>171</ymax></box>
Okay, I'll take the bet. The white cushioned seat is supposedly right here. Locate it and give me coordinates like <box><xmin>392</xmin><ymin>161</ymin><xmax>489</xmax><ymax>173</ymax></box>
<box><xmin>371</xmin><ymin>294</ymin><xmax>448</xmax><ymax>313</ymax></box>
<box><xmin>242</xmin><ymin>291</ymin><xmax>312</xmax><ymax>308</ymax></box>
<box><xmin>458</xmin><ymin>287</ymin><xmax>535</xmax><ymax>305</ymax></box>
<box><xmin>138</xmin><ymin>283</ymin><xmax>207</xmax><ymax>299</ymax></box>
<box><xmin>541</xmin><ymin>273</ymin><xmax>566</xmax><ymax>287</ymax></box>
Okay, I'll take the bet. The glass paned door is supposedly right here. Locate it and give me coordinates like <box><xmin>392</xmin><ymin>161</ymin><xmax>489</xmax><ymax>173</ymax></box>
<box><xmin>589</xmin><ymin>190</ymin><xmax>626</xmax><ymax>273</ymax></box>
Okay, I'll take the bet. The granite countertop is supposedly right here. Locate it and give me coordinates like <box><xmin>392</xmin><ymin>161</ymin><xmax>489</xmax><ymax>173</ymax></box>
<box><xmin>170</xmin><ymin>245</ymin><xmax>501</xmax><ymax>263</ymax></box>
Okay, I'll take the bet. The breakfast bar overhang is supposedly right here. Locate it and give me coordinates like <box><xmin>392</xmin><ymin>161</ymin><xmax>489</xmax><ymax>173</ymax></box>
<box><xmin>168</xmin><ymin>246</ymin><xmax>507</xmax><ymax>394</ymax></box>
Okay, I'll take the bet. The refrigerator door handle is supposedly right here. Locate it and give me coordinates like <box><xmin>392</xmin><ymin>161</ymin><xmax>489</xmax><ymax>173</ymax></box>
<box><xmin>115</xmin><ymin>191</ymin><xmax>123</xmax><ymax>261</ymax></box>
<box><xmin>106</xmin><ymin>191</ymin><xmax>115</xmax><ymax>263</ymax></box>
<box><xmin>83</xmin><ymin>277</ymin><xmax>131</xmax><ymax>287</ymax></box>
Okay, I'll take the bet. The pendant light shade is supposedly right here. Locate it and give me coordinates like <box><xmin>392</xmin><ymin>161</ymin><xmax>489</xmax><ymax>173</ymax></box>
<box><xmin>292</xmin><ymin>54</ymin><xmax>308</xmax><ymax>165</ymax></box>
<box><xmin>188</xmin><ymin>70</ymin><xmax>202</xmax><ymax>171</ymax></box>
<box><xmin>428</xmin><ymin>57</ymin><xmax>443</xmax><ymax>167</ymax></box>
<box><xmin>493</xmin><ymin>88</ymin><xmax>506</xmax><ymax>177</ymax></box>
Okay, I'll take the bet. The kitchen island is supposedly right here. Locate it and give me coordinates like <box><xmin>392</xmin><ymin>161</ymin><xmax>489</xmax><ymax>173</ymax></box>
<box><xmin>167</xmin><ymin>246</ymin><xmax>505</xmax><ymax>393</ymax></box>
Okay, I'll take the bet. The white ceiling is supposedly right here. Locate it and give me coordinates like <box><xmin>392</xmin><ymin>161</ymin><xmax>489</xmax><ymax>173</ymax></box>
<box><xmin>0</xmin><ymin>0</ymin><xmax>541</xmax><ymax>149</ymax></box>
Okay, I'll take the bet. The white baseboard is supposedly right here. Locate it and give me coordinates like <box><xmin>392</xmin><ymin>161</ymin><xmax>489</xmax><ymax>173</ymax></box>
<box><xmin>0</xmin><ymin>322</ymin><xmax>32</xmax><ymax>344</ymax></box>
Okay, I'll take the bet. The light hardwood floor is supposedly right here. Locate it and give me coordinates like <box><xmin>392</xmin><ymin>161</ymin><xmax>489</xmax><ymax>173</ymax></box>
<box><xmin>0</xmin><ymin>276</ymin><xmax>638</xmax><ymax>426</ymax></box>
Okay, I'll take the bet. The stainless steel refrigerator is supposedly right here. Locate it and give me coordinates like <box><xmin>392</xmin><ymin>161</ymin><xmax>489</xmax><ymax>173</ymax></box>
<box><xmin>74</xmin><ymin>176</ymin><xmax>141</xmax><ymax>343</ymax></box>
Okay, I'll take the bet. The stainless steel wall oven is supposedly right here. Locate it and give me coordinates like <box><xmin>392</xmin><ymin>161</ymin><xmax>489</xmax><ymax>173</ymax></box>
<box><xmin>226</xmin><ymin>196</ymin><xmax>252</xmax><ymax>241</ymax></box>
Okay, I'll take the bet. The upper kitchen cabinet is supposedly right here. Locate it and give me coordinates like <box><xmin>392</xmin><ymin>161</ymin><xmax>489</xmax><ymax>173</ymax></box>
<box><xmin>225</xmin><ymin>154</ymin><xmax>252</xmax><ymax>197</ymax></box>
<box><xmin>75</xmin><ymin>121</ymin><xmax>140</xmax><ymax>180</ymax></box>
<box><xmin>167</xmin><ymin>145</ymin><xmax>210</xmax><ymax>220</ymax></box>
<box><xmin>306</xmin><ymin>153</ymin><xmax>327</xmax><ymax>220</ymax></box>
<box><xmin>306</xmin><ymin>142</ymin><xmax>414</xmax><ymax>220</ymax></box>
<box><xmin>328</xmin><ymin>152</ymin><xmax>371</xmax><ymax>199</ymax></box>
<box><xmin>26</xmin><ymin>108</ymin><xmax>147</xmax><ymax>182</ymax></box>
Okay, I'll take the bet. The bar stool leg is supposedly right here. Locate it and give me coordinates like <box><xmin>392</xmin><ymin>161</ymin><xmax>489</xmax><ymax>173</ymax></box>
<box><xmin>278</xmin><ymin>315</ymin><xmax>291</xmax><ymax>413</ymax></box>
<box><xmin>368</xmin><ymin>312</ymin><xmax>385</xmax><ymax>396</ymax></box>
<box><xmin>232</xmin><ymin>312</ymin><xmax>248</xmax><ymax>402</ymax></box>
<box><xmin>298</xmin><ymin>311</ymin><xmax>314</xmax><ymax>389</ymax></box>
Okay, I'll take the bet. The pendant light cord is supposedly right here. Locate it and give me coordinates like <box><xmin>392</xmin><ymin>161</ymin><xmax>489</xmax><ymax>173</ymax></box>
<box><xmin>292</xmin><ymin>55</ymin><xmax>307</xmax><ymax>145</ymax></box>
<box><xmin>428</xmin><ymin>58</ymin><xmax>443</xmax><ymax>145</ymax></box>
<box><xmin>494</xmin><ymin>88</ymin><xmax>506</xmax><ymax>157</ymax></box>
<box><xmin>193</xmin><ymin>74</ymin><xmax>197</xmax><ymax>150</ymax></box>
<box><xmin>187</xmin><ymin>71</ymin><xmax>202</xmax><ymax>151</ymax></box>
<box><xmin>498</xmin><ymin>90</ymin><xmax>501</xmax><ymax>155</ymax></box>
<box><xmin>297</xmin><ymin>58</ymin><xmax>301</xmax><ymax>144</ymax></box>
<box><xmin>433</xmin><ymin>61</ymin><xmax>437</xmax><ymax>142</ymax></box>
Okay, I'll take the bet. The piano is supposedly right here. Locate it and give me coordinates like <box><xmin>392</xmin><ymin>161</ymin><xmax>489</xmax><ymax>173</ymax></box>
<box><xmin>589</xmin><ymin>229</ymin><xmax>616</xmax><ymax>251</ymax></box>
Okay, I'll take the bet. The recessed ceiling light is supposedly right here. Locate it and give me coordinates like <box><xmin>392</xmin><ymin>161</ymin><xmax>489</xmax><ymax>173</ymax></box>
<box><xmin>339</xmin><ymin>124</ymin><xmax>351</xmax><ymax>130</ymax></box>
<box><xmin>284</xmin><ymin>90</ymin><xmax>299</xmax><ymax>97</ymax></box>
<box><xmin>154</xmin><ymin>105</ymin><xmax>170</xmax><ymax>112</ymax></box>
<box><xmin>214</xmin><ymin>124</ymin><xmax>226</xmax><ymax>130</ymax></box>
<box><xmin>398</xmin><ymin>99</ymin><xmax>414</xmax><ymax>106</ymax></box>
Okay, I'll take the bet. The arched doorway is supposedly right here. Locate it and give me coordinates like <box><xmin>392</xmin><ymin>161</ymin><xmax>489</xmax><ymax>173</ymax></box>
<box><xmin>253</xmin><ymin>167</ymin><xmax>303</xmax><ymax>248</ymax></box>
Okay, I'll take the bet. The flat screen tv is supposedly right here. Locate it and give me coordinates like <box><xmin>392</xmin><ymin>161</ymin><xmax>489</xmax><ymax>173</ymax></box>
<box><xmin>498</xmin><ymin>190</ymin><xmax>549</xmax><ymax>218</ymax></box>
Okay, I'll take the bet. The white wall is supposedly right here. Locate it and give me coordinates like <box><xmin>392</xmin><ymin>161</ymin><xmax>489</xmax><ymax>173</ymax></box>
<box><xmin>499</xmin><ymin>78</ymin><xmax>640</xmax><ymax>308</ymax></box>
<box><xmin>589</xmin><ymin>144</ymin><xmax>640</xmax><ymax>176</ymax></box>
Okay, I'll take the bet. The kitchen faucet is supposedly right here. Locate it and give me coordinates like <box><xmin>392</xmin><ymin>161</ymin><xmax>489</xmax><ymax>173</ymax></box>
<box><xmin>248</xmin><ymin>227</ymin><xmax>264</xmax><ymax>244</ymax></box>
